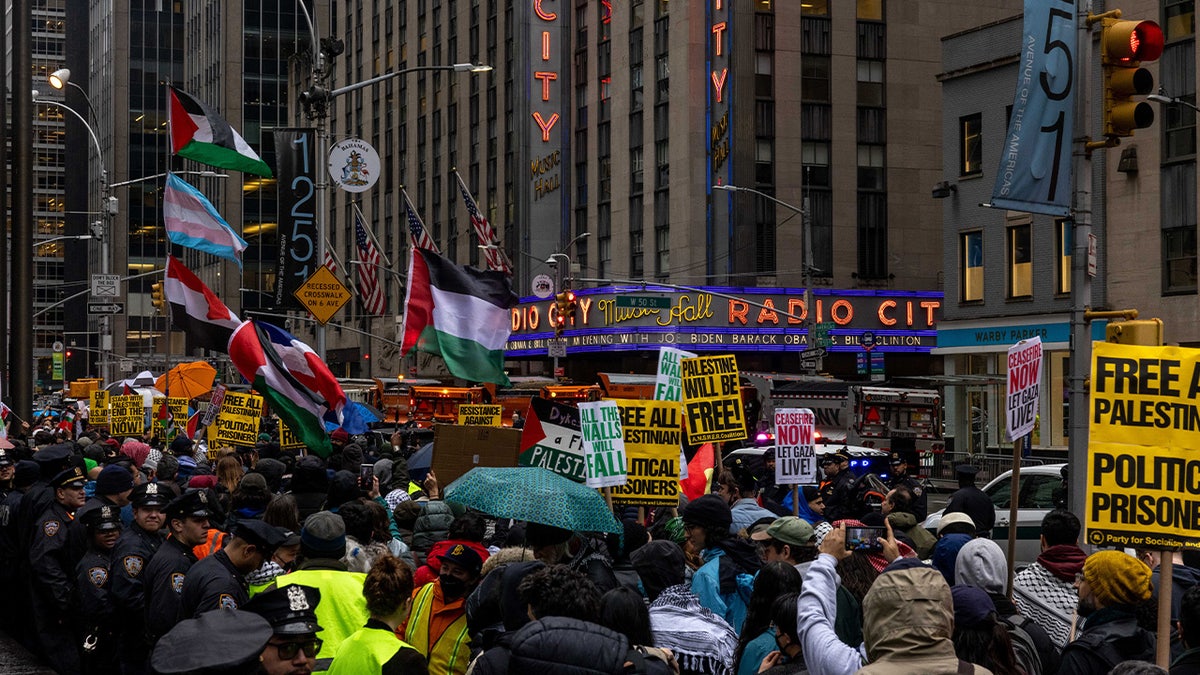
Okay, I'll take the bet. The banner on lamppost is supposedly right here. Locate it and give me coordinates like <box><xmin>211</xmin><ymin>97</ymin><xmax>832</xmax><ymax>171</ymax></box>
<box><xmin>273</xmin><ymin>128</ymin><xmax>319</xmax><ymax>310</ymax></box>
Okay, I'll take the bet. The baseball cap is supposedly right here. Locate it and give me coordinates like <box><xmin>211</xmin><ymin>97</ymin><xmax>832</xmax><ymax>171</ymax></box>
<box><xmin>750</xmin><ymin>516</ymin><xmax>816</xmax><ymax>547</ymax></box>
<box><xmin>438</xmin><ymin>542</ymin><xmax>484</xmax><ymax>577</ymax></box>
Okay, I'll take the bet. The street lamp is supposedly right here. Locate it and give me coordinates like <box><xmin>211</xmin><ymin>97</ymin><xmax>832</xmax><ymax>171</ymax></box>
<box><xmin>47</xmin><ymin>68</ymin><xmax>100</xmax><ymax>126</ymax></box>
<box><xmin>33</xmin><ymin>234</ymin><xmax>94</xmax><ymax>249</ymax></box>
<box><xmin>1147</xmin><ymin>90</ymin><xmax>1200</xmax><ymax>114</ymax></box>
<box><xmin>713</xmin><ymin>184</ymin><xmax>819</xmax><ymax>372</ymax></box>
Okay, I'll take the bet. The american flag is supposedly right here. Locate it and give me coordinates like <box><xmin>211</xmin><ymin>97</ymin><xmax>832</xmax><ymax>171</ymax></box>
<box><xmin>354</xmin><ymin>212</ymin><xmax>387</xmax><ymax>315</ymax></box>
<box><xmin>454</xmin><ymin>170</ymin><xmax>512</xmax><ymax>275</ymax></box>
<box><xmin>403</xmin><ymin>190</ymin><xmax>440</xmax><ymax>253</ymax></box>
<box><xmin>323</xmin><ymin>248</ymin><xmax>337</xmax><ymax>273</ymax></box>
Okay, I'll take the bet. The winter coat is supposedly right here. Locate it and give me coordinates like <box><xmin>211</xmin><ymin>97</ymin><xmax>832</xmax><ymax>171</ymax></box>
<box><xmin>411</xmin><ymin>499</ymin><xmax>455</xmax><ymax>565</ymax></box>
<box><xmin>1058</xmin><ymin>607</ymin><xmax>1155</xmax><ymax>674</ymax></box>
<box><xmin>469</xmin><ymin>616</ymin><xmax>674</xmax><ymax>675</ymax></box>
<box><xmin>692</xmin><ymin>546</ymin><xmax>755</xmax><ymax>633</ymax></box>
<box><xmin>1012</xmin><ymin>554</ymin><xmax>1085</xmax><ymax>647</ymax></box>
<box><xmin>885</xmin><ymin>511</ymin><xmax>934</xmax><ymax>559</ymax></box>
<box><xmin>857</xmin><ymin>565</ymin><xmax>993</xmax><ymax>675</ymax></box>
<box><xmin>797</xmin><ymin>553</ymin><xmax>866</xmax><ymax>675</ymax></box>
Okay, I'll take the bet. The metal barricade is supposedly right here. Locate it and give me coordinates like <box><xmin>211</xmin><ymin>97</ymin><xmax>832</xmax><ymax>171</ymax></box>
<box><xmin>922</xmin><ymin>450</ymin><xmax>1046</xmax><ymax>489</ymax></box>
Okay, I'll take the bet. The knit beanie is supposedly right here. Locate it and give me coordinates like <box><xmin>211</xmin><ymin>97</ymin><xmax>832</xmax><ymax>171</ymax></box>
<box><xmin>680</xmin><ymin>493</ymin><xmax>732</xmax><ymax>530</ymax></box>
<box><xmin>301</xmin><ymin>511</ymin><xmax>347</xmax><ymax>559</ymax></box>
<box><xmin>951</xmin><ymin>584</ymin><xmax>996</xmax><ymax>629</ymax></box>
<box><xmin>95</xmin><ymin>463</ymin><xmax>135</xmax><ymax>496</ymax></box>
<box><xmin>1083</xmin><ymin>550</ymin><xmax>1152</xmax><ymax>607</ymax></box>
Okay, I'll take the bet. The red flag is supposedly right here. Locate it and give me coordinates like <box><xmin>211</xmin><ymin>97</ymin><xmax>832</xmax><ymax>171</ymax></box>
<box><xmin>680</xmin><ymin>443</ymin><xmax>716</xmax><ymax>502</ymax></box>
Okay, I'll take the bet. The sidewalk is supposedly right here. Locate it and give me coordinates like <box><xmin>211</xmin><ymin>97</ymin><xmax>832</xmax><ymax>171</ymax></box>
<box><xmin>0</xmin><ymin>632</ymin><xmax>54</xmax><ymax>674</ymax></box>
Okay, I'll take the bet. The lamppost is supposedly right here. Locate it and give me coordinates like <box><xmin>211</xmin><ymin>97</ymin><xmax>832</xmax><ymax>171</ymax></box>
<box><xmin>713</xmin><ymin>184</ymin><xmax>820</xmax><ymax>373</ymax></box>
<box><xmin>33</xmin><ymin>234</ymin><xmax>94</xmax><ymax>249</ymax></box>
<box><xmin>1147</xmin><ymin>90</ymin><xmax>1200</xmax><ymax>114</ymax></box>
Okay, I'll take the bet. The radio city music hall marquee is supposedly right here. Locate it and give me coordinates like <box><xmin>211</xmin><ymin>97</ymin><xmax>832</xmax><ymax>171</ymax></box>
<box><xmin>505</xmin><ymin>286</ymin><xmax>943</xmax><ymax>357</ymax></box>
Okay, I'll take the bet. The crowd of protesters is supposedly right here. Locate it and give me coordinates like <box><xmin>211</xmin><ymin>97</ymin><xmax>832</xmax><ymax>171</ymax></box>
<box><xmin>0</xmin><ymin>413</ymin><xmax>1196</xmax><ymax>674</ymax></box>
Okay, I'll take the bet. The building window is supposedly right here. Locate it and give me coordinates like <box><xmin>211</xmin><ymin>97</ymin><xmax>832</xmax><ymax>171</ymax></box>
<box><xmin>857</xmin><ymin>193</ymin><xmax>887</xmax><ymax>279</ymax></box>
<box><xmin>961</xmin><ymin>231</ymin><xmax>984</xmax><ymax>302</ymax></box>
<box><xmin>1161</xmin><ymin>43</ymin><xmax>1196</xmax><ymax>160</ymax></box>
<box><xmin>1007</xmin><ymin>224</ymin><xmax>1032</xmax><ymax>299</ymax></box>
<box><xmin>1163</xmin><ymin>162</ymin><xmax>1198</xmax><ymax>294</ymax></box>
<box><xmin>856</xmin><ymin>60</ymin><xmax>884</xmax><ymax>107</ymax></box>
<box><xmin>1165</xmin><ymin>0</ymin><xmax>1195</xmax><ymax>40</ymax></box>
<box><xmin>857</xmin><ymin>144</ymin><xmax>885</xmax><ymax>191</ymax></box>
<box><xmin>1164</xmin><ymin>226</ymin><xmax>1198</xmax><ymax>293</ymax></box>
<box><xmin>961</xmin><ymin>113</ymin><xmax>983</xmax><ymax>176</ymax></box>
<box><xmin>1056</xmin><ymin>219</ymin><xmax>1071</xmax><ymax>295</ymax></box>
<box><xmin>802</xmin><ymin>56</ymin><xmax>831</xmax><ymax>103</ymax></box>
<box><xmin>857</xmin><ymin>0</ymin><xmax>883</xmax><ymax>20</ymax></box>
<box><xmin>802</xmin><ymin>0</ymin><xmax>828</xmax><ymax>15</ymax></box>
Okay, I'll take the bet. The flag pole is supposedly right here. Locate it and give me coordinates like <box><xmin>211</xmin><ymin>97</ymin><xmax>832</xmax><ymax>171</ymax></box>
<box><xmin>351</xmin><ymin>201</ymin><xmax>393</xmax><ymax>267</ymax></box>
<box><xmin>452</xmin><ymin>167</ymin><xmax>514</xmax><ymax>273</ymax></box>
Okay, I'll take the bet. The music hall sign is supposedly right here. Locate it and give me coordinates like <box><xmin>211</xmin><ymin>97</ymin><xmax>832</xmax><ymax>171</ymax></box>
<box><xmin>505</xmin><ymin>286</ymin><xmax>943</xmax><ymax>357</ymax></box>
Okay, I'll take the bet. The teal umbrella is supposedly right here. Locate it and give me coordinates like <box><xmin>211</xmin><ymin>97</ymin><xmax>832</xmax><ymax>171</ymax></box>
<box><xmin>444</xmin><ymin>466</ymin><xmax>621</xmax><ymax>534</ymax></box>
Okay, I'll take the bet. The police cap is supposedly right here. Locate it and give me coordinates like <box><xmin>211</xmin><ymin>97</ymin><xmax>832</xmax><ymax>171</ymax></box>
<box><xmin>51</xmin><ymin>466</ymin><xmax>87</xmax><ymax>489</ymax></box>
<box><xmin>233</xmin><ymin>519</ymin><xmax>287</xmax><ymax>553</ymax></box>
<box><xmin>33</xmin><ymin>443</ymin><xmax>73</xmax><ymax>466</ymax></box>
<box><xmin>0</xmin><ymin>447</ymin><xmax>13</xmax><ymax>467</ymax></box>
<box><xmin>243</xmin><ymin>585</ymin><xmax>323</xmax><ymax>636</ymax></box>
<box><xmin>83</xmin><ymin>504</ymin><xmax>123</xmax><ymax>532</ymax></box>
<box><xmin>165</xmin><ymin>490</ymin><xmax>213</xmax><ymax>522</ymax></box>
<box><xmin>130</xmin><ymin>481</ymin><xmax>171</xmax><ymax>509</ymax></box>
<box><xmin>955</xmin><ymin>464</ymin><xmax>980</xmax><ymax>476</ymax></box>
<box><xmin>150</xmin><ymin>608</ymin><xmax>272</xmax><ymax>674</ymax></box>
<box><xmin>889</xmin><ymin>452</ymin><xmax>905</xmax><ymax>466</ymax></box>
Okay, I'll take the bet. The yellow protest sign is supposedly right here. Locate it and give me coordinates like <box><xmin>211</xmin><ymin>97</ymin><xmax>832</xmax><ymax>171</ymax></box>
<box><xmin>1089</xmin><ymin>341</ymin><xmax>1200</xmax><ymax>549</ymax></box>
<box><xmin>458</xmin><ymin>404</ymin><xmax>503</xmax><ymax>426</ymax></box>
<box><xmin>151</xmin><ymin>397</ymin><xmax>189</xmax><ymax>423</ymax></box>
<box><xmin>680</xmin><ymin>354</ymin><xmax>747</xmax><ymax>444</ymax></box>
<box><xmin>212</xmin><ymin>391</ymin><xmax>263</xmax><ymax>447</ymax></box>
<box><xmin>89</xmin><ymin>390</ymin><xmax>109</xmax><ymax>427</ymax></box>
<box><xmin>609</xmin><ymin>399</ymin><xmax>682</xmax><ymax>507</ymax></box>
<box><xmin>278</xmin><ymin>421</ymin><xmax>305</xmax><ymax>450</ymax></box>
<box><xmin>109</xmin><ymin>395</ymin><xmax>145</xmax><ymax>436</ymax></box>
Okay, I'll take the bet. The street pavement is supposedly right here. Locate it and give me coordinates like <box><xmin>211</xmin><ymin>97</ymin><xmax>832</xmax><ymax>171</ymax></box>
<box><xmin>0</xmin><ymin>632</ymin><xmax>54</xmax><ymax>674</ymax></box>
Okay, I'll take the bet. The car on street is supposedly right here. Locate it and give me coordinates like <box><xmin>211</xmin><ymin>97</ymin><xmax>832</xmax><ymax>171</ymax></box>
<box><xmin>922</xmin><ymin>462</ymin><xmax>1066</xmax><ymax>565</ymax></box>
<box><xmin>723</xmin><ymin>442</ymin><xmax>893</xmax><ymax>479</ymax></box>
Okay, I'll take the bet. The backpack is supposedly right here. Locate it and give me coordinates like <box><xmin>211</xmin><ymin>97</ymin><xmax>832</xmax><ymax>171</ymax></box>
<box><xmin>1000</xmin><ymin>614</ymin><xmax>1043</xmax><ymax>675</ymax></box>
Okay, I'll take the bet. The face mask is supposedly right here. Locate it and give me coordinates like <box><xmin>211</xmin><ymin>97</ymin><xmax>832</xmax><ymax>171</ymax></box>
<box><xmin>440</xmin><ymin>574</ymin><xmax>468</xmax><ymax>600</ymax></box>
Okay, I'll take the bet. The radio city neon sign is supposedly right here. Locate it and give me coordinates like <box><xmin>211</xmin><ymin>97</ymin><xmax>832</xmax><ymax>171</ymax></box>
<box><xmin>532</xmin><ymin>0</ymin><xmax>560</xmax><ymax>142</ymax></box>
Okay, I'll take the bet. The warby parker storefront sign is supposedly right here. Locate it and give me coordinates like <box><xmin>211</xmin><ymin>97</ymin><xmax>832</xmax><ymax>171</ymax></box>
<box><xmin>506</xmin><ymin>286</ymin><xmax>942</xmax><ymax>356</ymax></box>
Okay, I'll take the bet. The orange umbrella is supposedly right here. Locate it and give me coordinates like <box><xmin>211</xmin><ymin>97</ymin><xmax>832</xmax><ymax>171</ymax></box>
<box><xmin>155</xmin><ymin>361</ymin><xmax>217</xmax><ymax>400</ymax></box>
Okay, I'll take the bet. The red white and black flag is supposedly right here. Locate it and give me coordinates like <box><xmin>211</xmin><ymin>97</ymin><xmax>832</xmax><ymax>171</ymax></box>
<box><xmin>164</xmin><ymin>255</ymin><xmax>242</xmax><ymax>353</ymax></box>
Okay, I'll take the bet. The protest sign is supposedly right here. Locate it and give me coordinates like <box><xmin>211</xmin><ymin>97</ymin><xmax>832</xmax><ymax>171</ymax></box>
<box><xmin>152</xmin><ymin>397</ymin><xmax>190</xmax><ymax>424</ymax></box>
<box><xmin>654</xmin><ymin>347</ymin><xmax>696</xmax><ymax>402</ymax></box>
<box><xmin>579</xmin><ymin>400</ymin><xmax>626</xmax><ymax>488</ymax></box>
<box><xmin>278</xmin><ymin>421</ymin><xmax>305</xmax><ymax>450</ymax></box>
<box><xmin>1006</xmin><ymin>337</ymin><xmax>1042</xmax><ymax>441</ymax></box>
<box><xmin>680</xmin><ymin>354</ymin><xmax>747</xmax><ymax>444</ymax></box>
<box><xmin>458</xmin><ymin>404</ymin><xmax>503</xmax><ymax>426</ymax></box>
<box><xmin>432</xmin><ymin>425</ymin><xmax>521</xmax><ymax>486</ymax></box>
<box><xmin>89</xmin><ymin>390</ymin><xmax>109</xmax><ymax>427</ymax></box>
<box><xmin>518</xmin><ymin>397</ymin><xmax>586</xmax><ymax>481</ymax></box>
<box><xmin>212</xmin><ymin>391</ymin><xmax>263</xmax><ymax>447</ymax></box>
<box><xmin>201</xmin><ymin>384</ymin><xmax>227</xmax><ymax>427</ymax></box>
<box><xmin>609</xmin><ymin>399</ymin><xmax>681</xmax><ymax>506</ymax></box>
<box><xmin>1088</xmin><ymin>342</ymin><xmax>1200</xmax><ymax>549</ymax></box>
<box><xmin>109</xmin><ymin>395</ymin><xmax>145</xmax><ymax>436</ymax></box>
<box><xmin>775</xmin><ymin>408</ymin><xmax>817</xmax><ymax>485</ymax></box>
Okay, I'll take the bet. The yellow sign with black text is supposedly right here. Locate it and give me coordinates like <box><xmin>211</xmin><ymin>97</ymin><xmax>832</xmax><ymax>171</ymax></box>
<box><xmin>294</xmin><ymin>266</ymin><xmax>352</xmax><ymax>325</ymax></box>
<box><xmin>212</xmin><ymin>391</ymin><xmax>263</xmax><ymax>447</ymax></box>
<box><xmin>109</xmin><ymin>395</ymin><xmax>145</xmax><ymax>436</ymax></box>
<box><xmin>89</xmin><ymin>390</ymin><xmax>109</xmax><ymax>427</ymax></box>
<box><xmin>458</xmin><ymin>404</ymin><xmax>503</xmax><ymax>427</ymax></box>
<box><xmin>278</xmin><ymin>421</ymin><xmax>305</xmax><ymax>450</ymax></box>
<box><xmin>680</xmin><ymin>354</ymin><xmax>747</xmax><ymax>444</ymax></box>
<box><xmin>609</xmin><ymin>399</ymin><xmax>682</xmax><ymax>507</ymax></box>
<box><xmin>1089</xmin><ymin>341</ymin><xmax>1200</xmax><ymax>549</ymax></box>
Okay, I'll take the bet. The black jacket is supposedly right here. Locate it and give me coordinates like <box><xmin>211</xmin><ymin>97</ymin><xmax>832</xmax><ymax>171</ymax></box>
<box><xmin>177</xmin><ymin>549</ymin><xmax>248</xmax><ymax>619</ymax></box>
<box><xmin>143</xmin><ymin>536</ymin><xmax>198</xmax><ymax>642</ymax></box>
<box><xmin>1059</xmin><ymin>608</ymin><xmax>1155</xmax><ymax>674</ymax></box>
<box><xmin>470</xmin><ymin>616</ymin><xmax>674</xmax><ymax>675</ymax></box>
<box><xmin>29</xmin><ymin>500</ymin><xmax>77</xmax><ymax>612</ymax></box>
<box><xmin>944</xmin><ymin>485</ymin><xmax>995</xmax><ymax>534</ymax></box>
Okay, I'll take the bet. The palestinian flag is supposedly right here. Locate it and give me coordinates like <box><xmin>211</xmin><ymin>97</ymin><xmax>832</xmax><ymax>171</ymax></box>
<box><xmin>165</xmin><ymin>256</ymin><xmax>242</xmax><ymax>353</ymax></box>
<box><xmin>401</xmin><ymin>248</ymin><xmax>518</xmax><ymax>385</ymax></box>
<box><xmin>227</xmin><ymin>321</ymin><xmax>332</xmax><ymax>457</ymax></box>
<box><xmin>168</xmin><ymin>86</ymin><xmax>272</xmax><ymax>177</ymax></box>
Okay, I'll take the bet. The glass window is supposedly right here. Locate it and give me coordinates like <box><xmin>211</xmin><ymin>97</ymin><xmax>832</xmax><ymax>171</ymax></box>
<box><xmin>962</xmin><ymin>231</ymin><xmax>983</xmax><ymax>302</ymax></box>
<box><xmin>856</xmin><ymin>60</ymin><xmax>884</xmax><ymax>107</ymax></box>
<box><xmin>802</xmin><ymin>56</ymin><xmax>831</xmax><ymax>103</ymax></box>
<box><xmin>1056</xmin><ymin>220</ymin><xmax>1071</xmax><ymax>294</ymax></box>
<box><xmin>1164</xmin><ymin>226</ymin><xmax>1198</xmax><ymax>294</ymax></box>
<box><xmin>802</xmin><ymin>0</ymin><xmax>828</xmax><ymax>15</ymax></box>
<box><xmin>1165</xmin><ymin>0</ymin><xmax>1195</xmax><ymax>40</ymax></box>
<box><xmin>1008</xmin><ymin>224</ymin><xmax>1032</xmax><ymax>298</ymax></box>
<box><xmin>857</xmin><ymin>0</ymin><xmax>883</xmax><ymax>20</ymax></box>
<box><xmin>961</xmin><ymin>113</ymin><xmax>982</xmax><ymax>176</ymax></box>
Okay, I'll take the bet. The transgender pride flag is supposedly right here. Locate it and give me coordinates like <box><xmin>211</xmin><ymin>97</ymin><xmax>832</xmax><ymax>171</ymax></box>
<box><xmin>163</xmin><ymin>172</ymin><xmax>248</xmax><ymax>268</ymax></box>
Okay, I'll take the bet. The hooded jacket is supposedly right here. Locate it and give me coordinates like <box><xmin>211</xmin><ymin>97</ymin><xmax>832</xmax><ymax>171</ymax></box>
<box><xmin>885</xmin><ymin>511</ymin><xmax>935</xmax><ymax>559</ymax></box>
<box><xmin>857</xmin><ymin>565</ymin><xmax>993</xmax><ymax>675</ymax></box>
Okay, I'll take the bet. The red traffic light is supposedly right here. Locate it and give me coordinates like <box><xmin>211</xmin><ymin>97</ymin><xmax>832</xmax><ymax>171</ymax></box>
<box><xmin>564</xmin><ymin>290</ymin><xmax>576</xmax><ymax>303</ymax></box>
<box><xmin>1104</xmin><ymin>19</ymin><xmax>1163</xmax><ymax>63</ymax></box>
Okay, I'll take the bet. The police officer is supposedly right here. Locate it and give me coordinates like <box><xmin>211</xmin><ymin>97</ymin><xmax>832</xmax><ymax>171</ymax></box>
<box><xmin>70</xmin><ymin>463</ymin><xmax>135</xmax><ymax>567</ymax></box>
<box><xmin>244</xmin><ymin>585</ymin><xmax>324</xmax><ymax>675</ymax></box>
<box><xmin>178</xmin><ymin>519</ymin><xmax>286</xmax><ymax>618</ymax></box>
<box><xmin>0</xmin><ymin>459</ymin><xmax>37</xmax><ymax>639</ymax></box>
<box><xmin>944</xmin><ymin>464</ymin><xmax>994</xmax><ymax>536</ymax></box>
<box><xmin>76</xmin><ymin>504</ymin><xmax>123</xmax><ymax>675</ymax></box>
<box><xmin>111</xmin><ymin>481</ymin><xmax>169</xmax><ymax>675</ymax></box>
<box><xmin>143</xmin><ymin>489</ymin><xmax>212</xmax><ymax>645</ymax></box>
<box><xmin>30</xmin><ymin>465</ymin><xmax>87</xmax><ymax>674</ymax></box>
<box><xmin>818</xmin><ymin>450</ymin><xmax>857</xmax><ymax>521</ymax></box>
<box><xmin>886</xmin><ymin>452</ymin><xmax>928</xmax><ymax>520</ymax></box>
<box><xmin>0</xmin><ymin>446</ymin><xmax>15</xmax><ymax>500</ymax></box>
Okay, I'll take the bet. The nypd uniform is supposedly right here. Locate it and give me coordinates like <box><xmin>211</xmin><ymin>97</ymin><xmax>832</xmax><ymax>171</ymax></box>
<box><xmin>886</xmin><ymin>452</ymin><xmax>929</xmax><ymax>520</ymax></box>
<box><xmin>178</xmin><ymin>519</ymin><xmax>286</xmax><ymax>619</ymax></box>
<box><xmin>111</xmin><ymin>482</ymin><xmax>169</xmax><ymax>675</ymax></box>
<box><xmin>76</xmin><ymin>504</ymin><xmax>122</xmax><ymax>675</ymax></box>
<box><xmin>819</xmin><ymin>451</ymin><xmax>859</xmax><ymax>522</ymax></box>
<box><xmin>30</xmin><ymin>466</ymin><xmax>87</xmax><ymax>674</ymax></box>
<box><xmin>143</xmin><ymin>490</ymin><xmax>211</xmax><ymax>643</ymax></box>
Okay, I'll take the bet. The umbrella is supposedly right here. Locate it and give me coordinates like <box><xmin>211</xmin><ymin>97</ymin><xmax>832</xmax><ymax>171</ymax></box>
<box><xmin>444</xmin><ymin>466</ymin><xmax>622</xmax><ymax>534</ymax></box>
<box><xmin>155</xmin><ymin>362</ymin><xmax>217</xmax><ymax>400</ymax></box>
<box><xmin>408</xmin><ymin>442</ymin><xmax>434</xmax><ymax>472</ymax></box>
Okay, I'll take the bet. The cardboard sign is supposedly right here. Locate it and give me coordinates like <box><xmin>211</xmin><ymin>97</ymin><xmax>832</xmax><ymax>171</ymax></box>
<box><xmin>518</xmin><ymin>397</ymin><xmax>585</xmax><ymax>481</ymax></box>
<box><xmin>680</xmin><ymin>354</ymin><xmax>747</xmax><ymax>444</ymax></box>
<box><xmin>609</xmin><ymin>399</ymin><xmax>682</xmax><ymax>506</ymax></box>
<box><xmin>278</xmin><ymin>421</ymin><xmax>305</xmax><ymax>450</ymax></box>
<box><xmin>89</xmin><ymin>390</ymin><xmax>109</xmax><ymax>427</ymax></box>
<box><xmin>775</xmin><ymin>408</ymin><xmax>817</xmax><ymax>485</ymax></box>
<box><xmin>1006</xmin><ymin>337</ymin><xmax>1043</xmax><ymax>441</ymax></box>
<box><xmin>201</xmin><ymin>384</ymin><xmax>227</xmax><ymax>428</ymax></box>
<box><xmin>432</xmin><ymin>425</ymin><xmax>522</xmax><ymax>486</ymax></box>
<box><xmin>458</xmin><ymin>404</ymin><xmax>503</xmax><ymax>427</ymax></box>
<box><xmin>654</xmin><ymin>347</ymin><xmax>697</xmax><ymax>402</ymax></box>
<box><xmin>151</xmin><ymin>397</ymin><xmax>190</xmax><ymax>424</ymax></box>
<box><xmin>212</xmin><ymin>391</ymin><xmax>263</xmax><ymax>447</ymax></box>
<box><xmin>579</xmin><ymin>401</ymin><xmax>626</xmax><ymax>488</ymax></box>
<box><xmin>109</xmin><ymin>395</ymin><xmax>146</xmax><ymax>436</ymax></box>
<box><xmin>1088</xmin><ymin>342</ymin><xmax>1200</xmax><ymax>549</ymax></box>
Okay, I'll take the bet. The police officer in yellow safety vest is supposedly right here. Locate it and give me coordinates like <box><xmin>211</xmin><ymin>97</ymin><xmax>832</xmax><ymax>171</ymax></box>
<box><xmin>244</xmin><ymin>584</ymin><xmax>324</xmax><ymax>675</ymax></box>
<box><xmin>405</xmin><ymin>543</ymin><xmax>482</xmax><ymax>675</ymax></box>
<box><xmin>329</xmin><ymin>555</ymin><xmax>428</xmax><ymax>674</ymax></box>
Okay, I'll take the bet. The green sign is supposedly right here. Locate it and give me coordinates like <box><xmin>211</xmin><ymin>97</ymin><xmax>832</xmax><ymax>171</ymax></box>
<box><xmin>815</xmin><ymin>321</ymin><xmax>835</xmax><ymax>347</ymax></box>
<box><xmin>52</xmin><ymin>352</ymin><xmax>64</xmax><ymax>380</ymax></box>
<box><xmin>615</xmin><ymin>295</ymin><xmax>671</xmax><ymax>309</ymax></box>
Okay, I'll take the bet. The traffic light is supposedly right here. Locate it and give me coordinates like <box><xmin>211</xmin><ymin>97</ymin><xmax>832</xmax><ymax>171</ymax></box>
<box><xmin>150</xmin><ymin>282</ymin><xmax>167</xmax><ymax>315</ymax></box>
<box><xmin>1106</xmin><ymin>318</ymin><xmax>1164</xmax><ymax>345</ymax></box>
<box><xmin>562</xmin><ymin>290</ymin><xmax>577</xmax><ymax>322</ymax></box>
<box><xmin>1099</xmin><ymin>15</ymin><xmax>1164</xmax><ymax>139</ymax></box>
<box><xmin>552</xmin><ymin>292</ymin><xmax>570</xmax><ymax>337</ymax></box>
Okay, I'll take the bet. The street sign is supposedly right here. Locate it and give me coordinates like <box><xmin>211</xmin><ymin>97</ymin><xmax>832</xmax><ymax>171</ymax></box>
<box><xmin>548</xmin><ymin>340</ymin><xmax>567</xmax><ymax>358</ymax></box>
<box><xmin>799</xmin><ymin>347</ymin><xmax>827</xmax><ymax>360</ymax></box>
<box><xmin>293</xmin><ymin>266</ymin><xmax>352</xmax><ymax>325</ymax></box>
<box><xmin>815</xmin><ymin>321</ymin><xmax>834</xmax><ymax>348</ymax></box>
<box><xmin>88</xmin><ymin>302</ymin><xmax>125</xmax><ymax>315</ymax></box>
<box><xmin>615</xmin><ymin>295</ymin><xmax>671</xmax><ymax>309</ymax></box>
<box><xmin>91</xmin><ymin>274</ymin><xmax>120</xmax><ymax>298</ymax></box>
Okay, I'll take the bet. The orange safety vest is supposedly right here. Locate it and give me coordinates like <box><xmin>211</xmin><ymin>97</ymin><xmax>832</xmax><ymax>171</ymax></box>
<box><xmin>192</xmin><ymin>529</ymin><xmax>227</xmax><ymax>560</ymax></box>
<box><xmin>404</xmin><ymin>582</ymin><xmax>472</xmax><ymax>675</ymax></box>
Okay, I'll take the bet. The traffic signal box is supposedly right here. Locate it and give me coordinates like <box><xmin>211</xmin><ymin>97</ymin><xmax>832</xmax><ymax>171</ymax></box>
<box><xmin>150</xmin><ymin>282</ymin><xmax>167</xmax><ymax>315</ymax></box>
<box><xmin>552</xmin><ymin>290</ymin><xmax>577</xmax><ymax>337</ymax></box>
<box><xmin>1099</xmin><ymin>16</ymin><xmax>1164</xmax><ymax>139</ymax></box>
<box><xmin>1106</xmin><ymin>317</ymin><xmax>1164</xmax><ymax>345</ymax></box>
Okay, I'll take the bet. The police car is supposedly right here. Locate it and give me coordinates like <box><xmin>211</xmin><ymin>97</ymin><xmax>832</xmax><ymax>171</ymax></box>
<box><xmin>723</xmin><ymin>442</ymin><xmax>893</xmax><ymax>479</ymax></box>
<box><xmin>922</xmin><ymin>463</ymin><xmax>1067</xmax><ymax>565</ymax></box>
